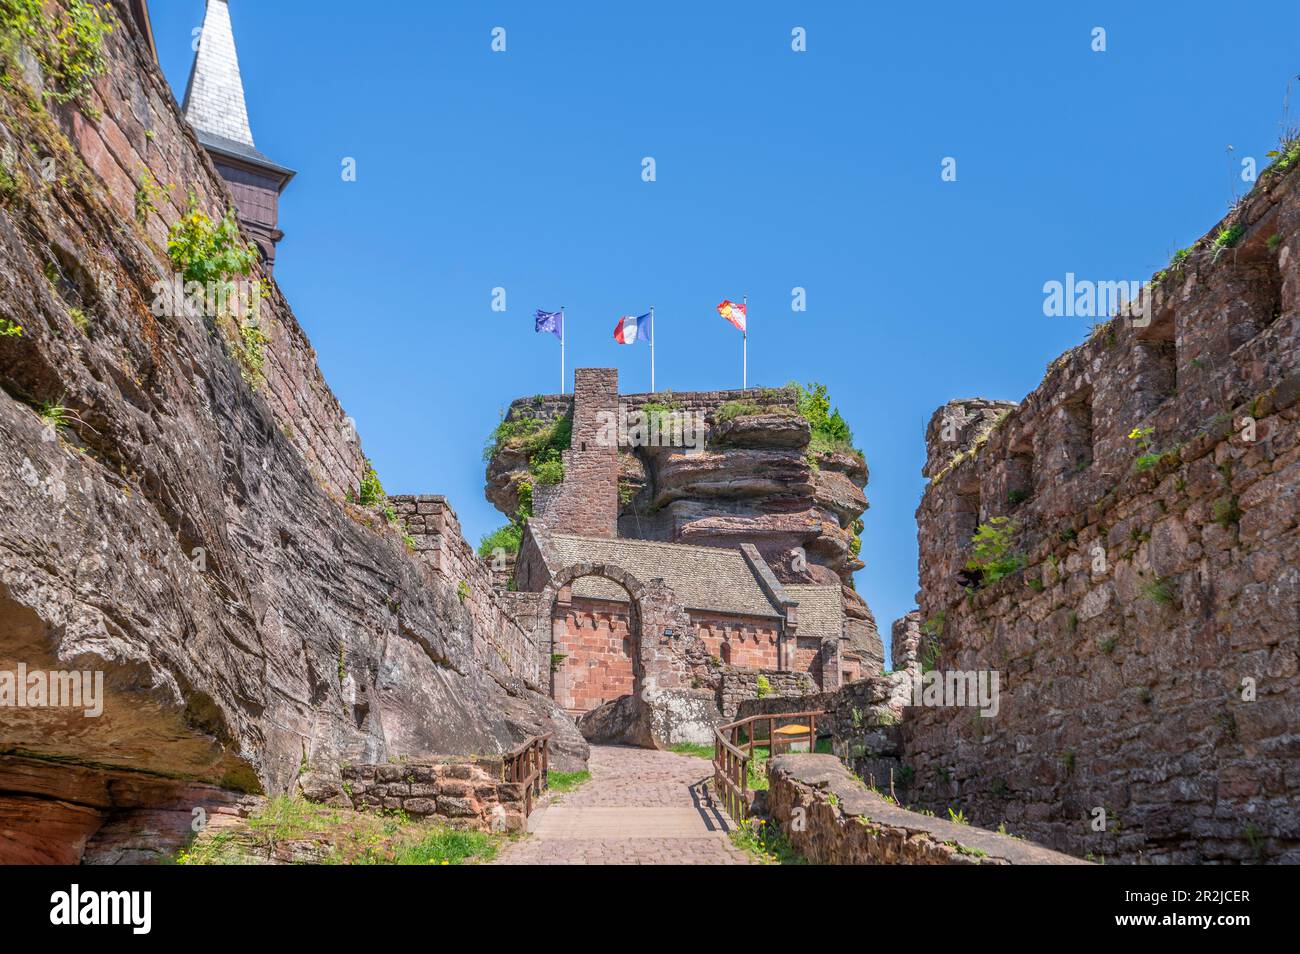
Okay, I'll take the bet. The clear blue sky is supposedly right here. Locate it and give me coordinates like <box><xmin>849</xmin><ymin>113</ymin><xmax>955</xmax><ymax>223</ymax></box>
<box><xmin>154</xmin><ymin>1</ymin><xmax>1298</xmax><ymax>657</ymax></box>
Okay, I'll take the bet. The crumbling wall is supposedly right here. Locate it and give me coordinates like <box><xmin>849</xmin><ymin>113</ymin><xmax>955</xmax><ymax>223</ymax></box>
<box><xmin>903</xmin><ymin>163</ymin><xmax>1300</xmax><ymax>863</ymax></box>
<box><xmin>716</xmin><ymin>668</ymin><xmax>815</xmax><ymax>719</ymax></box>
<box><xmin>341</xmin><ymin>757</ymin><xmax>528</xmax><ymax>833</ymax></box>
<box><xmin>533</xmin><ymin>368</ymin><xmax>620</xmax><ymax>537</ymax></box>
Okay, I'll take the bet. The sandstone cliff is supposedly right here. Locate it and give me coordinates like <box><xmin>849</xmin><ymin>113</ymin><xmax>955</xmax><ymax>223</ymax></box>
<box><xmin>0</xmin><ymin>2</ymin><xmax>576</xmax><ymax>863</ymax></box>
<box><xmin>485</xmin><ymin>386</ymin><xmax>885</xmax><ymax>670</ymax></box>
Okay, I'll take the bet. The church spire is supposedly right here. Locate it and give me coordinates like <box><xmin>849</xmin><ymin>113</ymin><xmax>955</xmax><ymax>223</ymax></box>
<box><xmin>182</xmin><ymin>0</ymin><xmax>254</xmax><ymax>147</ymax></box>
<box><xmin>180</xmin><ymin>1</ymin><xmax>295</xmax><ymax>274</ymax></box>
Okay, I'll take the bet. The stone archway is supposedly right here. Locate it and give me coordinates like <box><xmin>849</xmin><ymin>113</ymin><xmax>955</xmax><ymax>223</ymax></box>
<box><xmin>537</xmin><ymin>563</ymin><xmax>718</xmax><ymax>749</ymax></box>
<box><xmin>539</xmin><ymin>562</ymin><xmax>651</xmax><ymax>716</ymax></box>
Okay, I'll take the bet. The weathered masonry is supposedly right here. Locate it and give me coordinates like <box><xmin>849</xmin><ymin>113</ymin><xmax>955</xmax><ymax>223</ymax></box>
<box><xmin>900</xmin><ymin>161</ymin><xmax>1300</xmax><ymax>863</ymax></box>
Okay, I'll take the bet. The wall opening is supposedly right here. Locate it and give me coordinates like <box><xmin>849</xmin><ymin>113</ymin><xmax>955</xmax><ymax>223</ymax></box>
<box><xmin>1060</xmin><ymin>388</ymin><xmax>1095</xmax><ymax>475</ymax></box>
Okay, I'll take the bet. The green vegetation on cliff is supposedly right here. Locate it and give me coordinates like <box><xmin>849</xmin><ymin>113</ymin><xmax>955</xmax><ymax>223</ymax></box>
<box><xmin>0</xmin><ymin>0</ymin><xmax>112</xmax><ymax>107</ymax></box>
<box><xmin>480</xmin><ymin>411</ymin><xmax>573</xmax><ymax>559</ymax></box>
<box><xmin>791</xmin><ymin>381</ymin><xmax>858</xmax><ymax>459</ymax></box>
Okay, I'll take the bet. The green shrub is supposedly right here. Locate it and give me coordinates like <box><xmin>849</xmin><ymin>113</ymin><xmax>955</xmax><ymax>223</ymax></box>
<box><xmin>0</xmin><ymin>315</ymin><xmax>21</xmax><ymax>337</ymax></box>
<box><xmin>790</xmin><ymin>381</ymin><xmax>858</xmax><ymax>458</ymax></box>
<box><xmin>134</xmin><ymin>169</ymin><xmax>167</xmax><ymax>225</ymax></box>
<box><xmin>1264</xmin><ymin>136</ymin><xmax>1300</xmax><ymax>176</ymax></box>
<box><xmin>965</xmin><ymin>517</ymin><xmax>1024</xmax><ymax>585</ymax></box>
<box><xmin>755</xmin><ymin>674</ymin><xmax>771</xmax><ymax>698</ymax></box>
<box><xmin>1213</xmin><ymin>225</ymin><xmax>1245</xmax><ymax>250</ymax></box>
<box><xmin>515</xmin><ymin>479</ymin><xmax>534</xmax><ymax>520</ymax></box>
<box><xmin>356</xmin><ymin>459</ymin><xmax>384</xmax><ymax>506</ymax></box>
<box><xmin>236</xmin><ymin>319</ymin><xmax>269</xmax><ymax>386</ymax></box>
<box><xmin>640</xmin><ymin>400</ymin><xmax>681</xmax><ymax>427</ymax></box>
<box><xmin>167</xmin><ymin>198</ymin><xmax>258</xmax><ymax>285</ymax></box>
<box><xmin>477</xmin><ymin>523</ymin><xmax>522</xmax><ymax>559</ymax></box>
<box><xmin>530</xmin><ymin>458</ymin><xmax>564</xmax><ymax>486</ymax></box>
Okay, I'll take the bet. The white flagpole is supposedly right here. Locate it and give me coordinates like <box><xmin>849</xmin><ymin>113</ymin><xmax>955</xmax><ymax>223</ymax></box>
<box><xmin>650</xmin><ymin>306</ymin><xmax>655</xmax><ymax>393</ymax></box>
<box><xmin>742</xmin><ymin>294</ymin><xmax>748</xmax><ymax>390</ymax></box>
<box><xmin>560</xmin><ymin>306</ymin><xmax>566</xmax><ymax>394</ymax></box>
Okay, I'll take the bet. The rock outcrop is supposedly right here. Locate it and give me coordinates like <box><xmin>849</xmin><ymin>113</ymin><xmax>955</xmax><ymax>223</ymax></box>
<box><xmin>486</xmin><ymin>387</ymin><xmax>884</xmax><ymax>671</ymax></box>
<box><xmin>0</xmin><ymin>2</ymin><xmax>576</xmax><ymax>863</ymax></box>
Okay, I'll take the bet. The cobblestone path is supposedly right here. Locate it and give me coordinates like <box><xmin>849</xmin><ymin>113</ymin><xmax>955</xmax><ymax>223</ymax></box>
<box><xmin>492</xmin><ymin>744</ymin><xmax>753</xmax><ymax>865</ymax></box>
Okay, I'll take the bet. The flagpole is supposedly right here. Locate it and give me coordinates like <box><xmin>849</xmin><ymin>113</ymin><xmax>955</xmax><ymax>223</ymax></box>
<box><xmin>561</xmin><ymin>305</ymin><xmax>566</xmax><ymax>394</ymax></box>
<box><xmin>650</xmin><ymin>305</ymin><xmax>655</xmax><ymax>393</ymax></box>
<box><xmin>742</xmin><ymin>294</ymin><xmax>748</xmax><ymax>390</ymax></box>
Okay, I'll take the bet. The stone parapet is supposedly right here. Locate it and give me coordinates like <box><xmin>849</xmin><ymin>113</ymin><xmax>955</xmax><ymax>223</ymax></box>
<box><xmin>341</xmin><ymin>757</ymin><xmax>526</xmax><ymax>833</ymax></box>
<box><xmin>766</xmin><ymin>755</ymin><xmax>1091</xmax><ymax>865</ymax></box>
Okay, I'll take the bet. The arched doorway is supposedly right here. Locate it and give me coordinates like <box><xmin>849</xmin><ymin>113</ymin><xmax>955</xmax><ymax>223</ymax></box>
<box><xmin>540</xmin><ymin>563</ymin><xmax>649</xmax><ymax>717</ymax></box>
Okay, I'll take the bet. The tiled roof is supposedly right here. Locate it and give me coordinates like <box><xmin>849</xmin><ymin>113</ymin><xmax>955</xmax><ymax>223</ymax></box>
<box><xmin>543</xmin><ymin>533</ymin><xmax>783</xmax><ymax>619</ymax></box>
<box><xmin>783</xmin><ymin>584</ymin><xmax>845</xmax><ymax>642</ymax></box>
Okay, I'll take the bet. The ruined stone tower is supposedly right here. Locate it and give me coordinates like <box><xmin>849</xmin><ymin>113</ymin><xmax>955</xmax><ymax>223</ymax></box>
<box><xmin>533</xmin><ymin>368</ymin><xmax>621</xmax><ymax>537</ymax></box>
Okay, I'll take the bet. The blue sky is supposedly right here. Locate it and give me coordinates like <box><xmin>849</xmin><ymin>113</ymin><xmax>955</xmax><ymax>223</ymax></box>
<box><xmin>154</xmin><ymin>1</ymin><xmax>1298</xmax><ymax>657</ymax></box>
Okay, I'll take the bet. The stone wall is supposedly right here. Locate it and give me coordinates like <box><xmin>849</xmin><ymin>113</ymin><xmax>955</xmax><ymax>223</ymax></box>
<box><xmin>736</xmin><ymin>674</ymin><xmax>911</xmax><ymax>788</ymax></box>
<box><xmin>766</xmin><ymin>755</ymin><xmax>1090</xmax><ymax>865</ymax></box>
<box><xmin>552</xmin><ymin>597</ymin><xmax>634</xmax><ymax>714</ymax></box>
<box><xmin>340</xmin><ymin>757</ymin><xmax>527</xmax><ymax>833</ymax></box>
<box><xmin>390</xmin><ymin>495</ymin><xmax>544</xmax><ymax>689</ymax></box>
<box><xmin>902</xmin><ymin>161</ymin><xmax>1300</xmax><ymax>863</ymax></box>
<box><xmin>716</xmin><ymin>667</ymin><xmax>816</xmax><ymax>719</ymax></box>
<box><xmin>53</xmin><ymin>6</ymin><xmax>366</xmax><ymax>500</ymax></box>
<box><xmin>694</xmin><ymin>613</ymin><xmax>782</xmax><ymax>670</ymax></box>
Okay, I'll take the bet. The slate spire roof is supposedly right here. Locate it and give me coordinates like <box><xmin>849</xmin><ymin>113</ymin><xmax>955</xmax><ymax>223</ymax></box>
<box><xmin>182</xmin><ymin>0</ymin><xmax>254</xmax><ymax>148</ymax></box>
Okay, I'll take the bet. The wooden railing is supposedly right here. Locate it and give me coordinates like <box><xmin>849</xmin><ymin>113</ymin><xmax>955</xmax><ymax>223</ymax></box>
<box><xmin>504</xmin><ymin>733</ymin><xmax>551</xmax><ymax>816</ymax></box>
<box><xmin>712</xmin><ymin>711</ymin><xmax>823</xmax><ymax>822</ymax></box>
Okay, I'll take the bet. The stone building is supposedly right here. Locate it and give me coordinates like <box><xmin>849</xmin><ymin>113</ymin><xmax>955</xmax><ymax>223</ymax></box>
<box><xmin>395</xmin><ymin>367</ymin><xmax>873</xmax><ymax>744</ymax></box>
<box><xmin>181</xmin><ymin>0</ymin><xmax>294</xmax><ymax>272</ymax></box>
<box><xmin>516</xmin><ymin>530</ymin><xmax>844</xmax><ymax>715</ymax></box>
<box><xmin>509</xmin><ymin>368</ymin><xmax>853</xmax><ymax>731</ymax></box>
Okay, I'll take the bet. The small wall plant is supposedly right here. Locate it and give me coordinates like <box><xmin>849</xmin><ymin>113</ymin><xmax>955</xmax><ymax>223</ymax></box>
<box><xmin>965</xmin><ymin>517</ymin><xmax>1025</xmax><ymax>586</ymax></box>
<box><xmin>0</xmin><ymin>0</ymin><xmax>113</xmax><ymax>107</ymax></box>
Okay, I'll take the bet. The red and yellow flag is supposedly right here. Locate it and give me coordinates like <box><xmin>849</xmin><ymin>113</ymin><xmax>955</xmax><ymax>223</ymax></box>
<box><xmin>717</xmin><ymin>299</ymin><xmax>746</xmax><ymax>333</ymax></box>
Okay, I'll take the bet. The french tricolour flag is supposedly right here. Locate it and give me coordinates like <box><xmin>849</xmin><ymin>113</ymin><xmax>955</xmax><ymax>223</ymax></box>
<box><xmin>613</xmin><ymin>312</ymin><xmax>652</xmax><ymax>345</ymax></box>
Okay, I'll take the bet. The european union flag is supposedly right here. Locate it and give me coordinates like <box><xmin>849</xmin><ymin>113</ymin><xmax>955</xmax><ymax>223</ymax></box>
<box><xmin>535</xmin><ymin>309</ymin><xmax>563</xmax><ymax>340</ymax></box>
